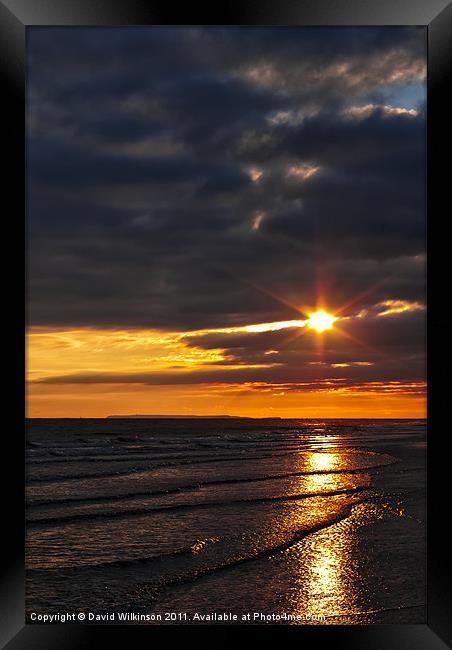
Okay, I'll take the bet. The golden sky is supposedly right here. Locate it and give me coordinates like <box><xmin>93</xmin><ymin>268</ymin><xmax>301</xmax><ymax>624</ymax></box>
<box><xmin>27</xmin><ymin>314</ymin><xmax>426</xmax><ymax>418</ymax></box>
<box><xmin>27</xmin><ymin>28</ymin><xmax>426</xmax><ymax>419</ymax></box>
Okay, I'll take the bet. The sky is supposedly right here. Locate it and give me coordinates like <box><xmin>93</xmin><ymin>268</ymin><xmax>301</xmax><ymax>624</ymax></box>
<box><xmin>27</xmin><ymin>27</ymin><xmax>426</xmax><ymax>418</ymax></box>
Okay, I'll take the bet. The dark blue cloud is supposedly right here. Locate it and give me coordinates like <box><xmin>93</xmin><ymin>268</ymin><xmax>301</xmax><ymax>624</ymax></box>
<box><xmin>27</xmin><ymin>26</ymin><xmax>426</xmax><ymax>345</ymax></box>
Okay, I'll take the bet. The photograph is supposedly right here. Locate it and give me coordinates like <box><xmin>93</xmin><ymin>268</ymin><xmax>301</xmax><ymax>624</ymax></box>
<box><xmin>25</xmin><ymin>25</ymin><xmax>427</xmax><ymax>626</ymax></box>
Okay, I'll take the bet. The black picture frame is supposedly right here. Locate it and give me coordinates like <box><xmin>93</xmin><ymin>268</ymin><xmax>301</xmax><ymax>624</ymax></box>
<box><xmin>1</xmin><ymin>0</ymin><xmax>450</xmax><ymax>647</ymax></box>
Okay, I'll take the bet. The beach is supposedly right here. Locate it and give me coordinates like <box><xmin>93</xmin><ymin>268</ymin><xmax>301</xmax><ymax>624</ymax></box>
<box><xmin>26</xmin><ymin>418</ymin><xmax>425</xmax><ymax>624</ymax></box>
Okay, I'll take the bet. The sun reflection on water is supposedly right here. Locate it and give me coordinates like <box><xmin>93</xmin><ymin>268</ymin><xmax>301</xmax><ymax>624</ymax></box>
<box><xmin>287</xmin><ymin>448</ymin><xmax>360</xmax><ymax>620</ymax></box>
<box><xmin>307</xmin><ymin>451</ymin><xmax>340</xmax><ymax>472</ymax></box>
<box><xmin>304</xmin><ymin>471</ymin><xmax>339</xmax><ymax>493</ymax></box>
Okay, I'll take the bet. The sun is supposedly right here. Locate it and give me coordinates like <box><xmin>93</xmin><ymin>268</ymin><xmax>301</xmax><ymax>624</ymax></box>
<box><xmin>307</xmin><ymin>309</ymin><xmax>337</xmax><ymax>333</ymax></box>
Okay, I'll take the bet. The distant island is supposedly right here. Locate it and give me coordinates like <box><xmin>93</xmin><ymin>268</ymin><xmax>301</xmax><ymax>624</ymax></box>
<box><xmin>106</xmin><ymin>414</ymin><xmax>281</xmax><ymax>420</ymax></box>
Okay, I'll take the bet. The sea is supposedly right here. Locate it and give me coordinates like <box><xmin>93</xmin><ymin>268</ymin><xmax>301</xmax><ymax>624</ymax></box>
<box><xmin>26</xmin><ymin>418</ymin><xmax>426</xmax><ymax>624</ymax></box>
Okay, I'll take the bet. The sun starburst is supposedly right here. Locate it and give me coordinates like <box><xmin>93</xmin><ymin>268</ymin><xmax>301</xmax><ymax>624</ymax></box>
<box><xmin>307</xmin><ymin>309</ymin><xmax>337</xmax><ymax>333</ymax></box>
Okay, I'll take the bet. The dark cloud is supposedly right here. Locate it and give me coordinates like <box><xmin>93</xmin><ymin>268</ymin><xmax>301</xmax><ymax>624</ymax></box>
<box><xmin>29</xmin><ymin>137</ymin><xmax>250</xmax><ymax>190</ymax></box>
<box><xmin>27</xmin><ymin>25</ymin><xmax>426</xmax><ymax>384</ymax></box>
<box><xmin>179</xmin><ymin>310</ymin><xmax>425</xmax><ymax>382</ymax></box>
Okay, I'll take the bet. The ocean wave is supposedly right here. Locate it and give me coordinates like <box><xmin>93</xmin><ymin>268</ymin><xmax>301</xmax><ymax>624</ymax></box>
<box><xmin>27</xmin><ymin>458</ymin><xmax>392</xmax><ymax>507</ymax></box>
<box><xmin>27</xmin><ymin>485</ymin><xmax>369</xmax><ymax>527</ymax></box>
<box><xmin>27</xmin><ymin>498</ymin><xmax>366</xmax><ymax>593</ymax></box>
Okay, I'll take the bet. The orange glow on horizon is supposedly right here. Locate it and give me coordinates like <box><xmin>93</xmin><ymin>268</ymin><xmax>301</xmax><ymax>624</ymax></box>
<box><xmin>26</xmin><ymin>380</ymin><xmax>426</xmax><ymax>419</ymax></box>
<box><xmin>26</xmin><ymin>324</ymin><xmax>425</xmax><ymax>419</ymax></box>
